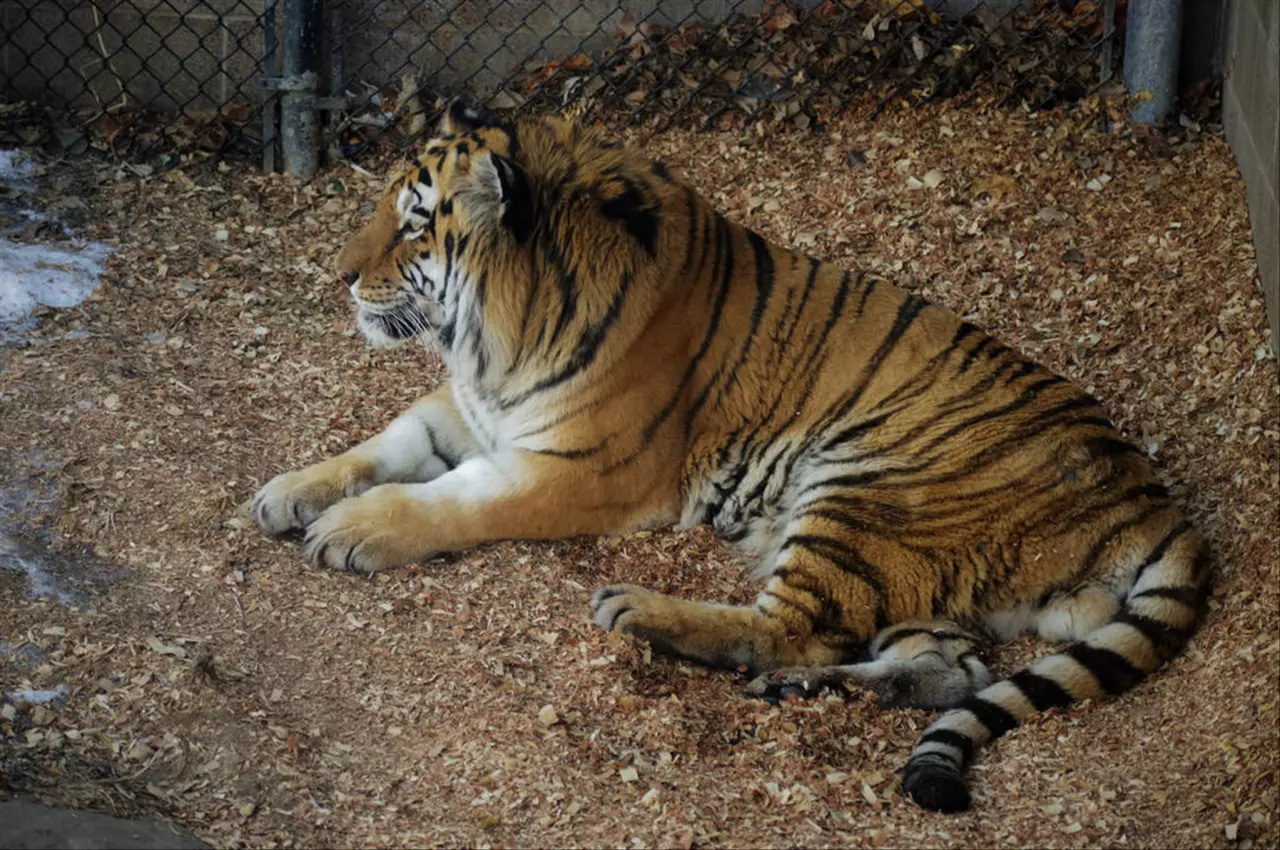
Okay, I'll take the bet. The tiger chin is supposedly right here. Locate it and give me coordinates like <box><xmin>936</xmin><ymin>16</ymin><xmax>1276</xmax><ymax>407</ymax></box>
<box><xmin>252</xmin><ymin>99</ymin><xmax>1210</xmax><ymax>813</ymax></box>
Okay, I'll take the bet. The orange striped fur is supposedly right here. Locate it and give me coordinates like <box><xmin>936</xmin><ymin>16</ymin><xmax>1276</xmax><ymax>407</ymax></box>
<box><xmin>253</xmin><ymin>102</ymin><xmax>1210</xmax><ymax>812</ymax></box>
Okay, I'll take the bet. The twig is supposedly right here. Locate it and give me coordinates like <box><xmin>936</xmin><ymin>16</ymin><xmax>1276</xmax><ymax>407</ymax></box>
<box><xmin>88</xmin><ymin>1</ymin><xmax>128</xmax><ymax>111</ymax></box>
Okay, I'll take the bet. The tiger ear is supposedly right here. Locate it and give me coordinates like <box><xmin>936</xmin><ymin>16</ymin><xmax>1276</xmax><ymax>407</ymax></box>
<box><xmin>439</xmin><ymin>98</ymin><xmax>500</xmax><ymax>135</ymax></box>
<box><xmin>466</xmin><ymin>151</ymin><xmax>533</xmax><ymax>242</ymax></box>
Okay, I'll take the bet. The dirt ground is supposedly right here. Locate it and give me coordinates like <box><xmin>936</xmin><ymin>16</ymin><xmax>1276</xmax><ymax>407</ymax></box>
<box><xmin>1</xmin><ymin>94</ymin><xmax>1277</xmax><ymax>849</ymax></box>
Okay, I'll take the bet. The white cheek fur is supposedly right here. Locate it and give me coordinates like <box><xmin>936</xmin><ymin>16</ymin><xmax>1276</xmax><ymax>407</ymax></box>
<box><xmin>395</xmin><ymin>186</ymin><xmax>414</xmax><ymax>217</ymax></box>
<box><xmin>396</xmin><ymin>183</ymin><xmax>438</xmax><ymax>219</ymax></box>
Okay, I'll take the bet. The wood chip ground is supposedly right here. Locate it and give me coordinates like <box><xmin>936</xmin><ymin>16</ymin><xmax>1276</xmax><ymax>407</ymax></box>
<box><xmin>1</xmin><ymin>93</ymin><xmax>1277</xmax><ymax>849</ymax></box>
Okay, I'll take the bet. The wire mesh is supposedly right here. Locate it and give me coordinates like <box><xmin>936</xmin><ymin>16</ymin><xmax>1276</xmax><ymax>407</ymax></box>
<box><xmin>0</xmin><ymin>0</ymin><xmax>272</xmax><ymax>162</ymax></box>
<box><xmin>0</xmin><ymin>0</ymin><xmax>1122</xmax><ymax>166</ymax></box>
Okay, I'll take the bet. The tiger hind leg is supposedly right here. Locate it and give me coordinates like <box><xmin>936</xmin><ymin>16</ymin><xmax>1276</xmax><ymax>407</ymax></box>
<box><xmin>743</xmin><ymin>621</ymin><xmax>990</xmax><ymax>709</ymax></box>
<box><xmin>590</xmin><ymin>583</ymin><xmax>843</xmax><ymax>672</ymax></box>
<box><xmin>591</xmin><ymin>528</ymin><xmax>900</xmax><ymax>673</ymax></box>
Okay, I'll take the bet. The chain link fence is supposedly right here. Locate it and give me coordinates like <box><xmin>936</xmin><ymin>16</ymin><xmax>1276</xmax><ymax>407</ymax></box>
<box><xmin>1</xmin><ymin>0</ymin><xmax>1124</xmax><ymax>167</ymax></box>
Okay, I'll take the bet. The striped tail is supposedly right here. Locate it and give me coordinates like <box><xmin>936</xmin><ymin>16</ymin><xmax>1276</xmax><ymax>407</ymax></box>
<box><xmin>902</xmin><ymin>521</ymin><xmax>1211</xmax><ymax>813</ymax></box>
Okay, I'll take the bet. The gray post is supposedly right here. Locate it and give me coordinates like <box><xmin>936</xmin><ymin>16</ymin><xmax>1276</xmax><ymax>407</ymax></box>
<box><xmin>262</xmin><ymin>0</ymin><xmax>278</xmax><ymax>172</ymax></box>
<box><xmin>280</xmin><ymin>0</ymin><xmax>322</xmax><ymax>180</ymax></box>
<box><xmin>1123</xmin><ymin>0</ymin><xmax>1184</xmax><ymax>124</ymax></box>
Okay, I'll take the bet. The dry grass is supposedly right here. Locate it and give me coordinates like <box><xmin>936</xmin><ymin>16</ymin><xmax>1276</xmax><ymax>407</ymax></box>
<box><xmin>1</xmin><ymin>93</ymin><xmax>1277</xmax><ymax>849</ymax></box>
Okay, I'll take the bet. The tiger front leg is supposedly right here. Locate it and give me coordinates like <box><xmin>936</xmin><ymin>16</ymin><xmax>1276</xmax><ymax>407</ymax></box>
<box><xmin>252</xmin><ymin>385</ymin><xmax>475</xmax><ymax>536</ymax></box>
<box><xmin>302</xmin><ymin>453</ymin><xmax>654</xmax><ymax>574</ymax></box>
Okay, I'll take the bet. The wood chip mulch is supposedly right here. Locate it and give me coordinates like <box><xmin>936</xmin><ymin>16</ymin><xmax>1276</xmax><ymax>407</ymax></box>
<box><xmin>1</xmin><ymin>90</ymin><xmax>1276</xmax><ymax>849</ymax></box>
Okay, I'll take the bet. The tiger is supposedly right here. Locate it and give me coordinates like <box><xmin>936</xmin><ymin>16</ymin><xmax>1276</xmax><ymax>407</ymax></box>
<box><xmin>251</xmin><ymin>100</ymin><xmax>1210</xmax><ymax>813</ymax></box>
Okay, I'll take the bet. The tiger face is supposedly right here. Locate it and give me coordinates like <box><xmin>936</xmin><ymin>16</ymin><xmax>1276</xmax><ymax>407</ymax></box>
<box><xmin>333</xmin><ymin>102</ymin><xmax>532</xmax><ymax>349</ymax></box>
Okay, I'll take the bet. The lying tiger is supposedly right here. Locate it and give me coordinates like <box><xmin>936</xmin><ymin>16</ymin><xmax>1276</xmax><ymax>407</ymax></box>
<box><xmin>252</xmin><ymin>101</ymin><xmax>1209</xmax><ymax>813</ymax></box>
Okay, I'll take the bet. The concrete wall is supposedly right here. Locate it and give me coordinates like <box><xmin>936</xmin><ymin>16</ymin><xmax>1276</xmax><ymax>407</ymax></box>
<box><xmin>1222</xmin><ymin>0</ymin><xmax>1280</xmax><ymax>355</ymax></box>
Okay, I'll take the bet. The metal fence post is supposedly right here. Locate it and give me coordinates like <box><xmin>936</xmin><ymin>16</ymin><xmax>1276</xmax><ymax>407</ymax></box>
<box><xmin>280</xmin><ymin>0</ymin><xmax>322</xmax><ymax>180</ymax></box>
<box><xmin>1123</xmin><ymin>0</ymin><xmax>1184</xmax><ymax>124</ymax></box>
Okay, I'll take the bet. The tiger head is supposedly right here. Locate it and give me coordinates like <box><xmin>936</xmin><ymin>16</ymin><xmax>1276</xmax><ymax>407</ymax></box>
<box><xmin>334</xmin><ymin>101</ymin><xmax>667</xmax><ymax>377</ymax></box>
<box><xmin>333</xmin><ymin>100</ymin><xmax>534</xmax><ymax>349</ymax></box>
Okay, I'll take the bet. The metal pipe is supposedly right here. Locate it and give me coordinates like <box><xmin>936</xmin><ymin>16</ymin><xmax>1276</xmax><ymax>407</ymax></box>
<box><xmin>1123</xmin><ymin>0</ymin><xmax>1184</xmax><ymax>124</ymax></box>
<box><xmin>280</xmin><ymin>0</ymin><xmax>322</xmax><ymax>180</ymax></box>
<box><xmin>262</xmin><ymin>0</ymin><xmax>278</xmax><ymax>172</ymax></box>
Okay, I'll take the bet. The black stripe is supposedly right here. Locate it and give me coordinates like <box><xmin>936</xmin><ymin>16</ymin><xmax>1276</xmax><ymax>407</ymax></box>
<box><xmin>802</xmin><ymin>468</ymin><xmax>903</xmax><ymax>493</ymax></box>
<box><xmin>875</xmin><ymin>627</ymin><xmax>933</xmax><ymax>652</ymax></box>
<box><xmin>599</xmin><ymin>176</ymin><xmax>658</xmax><ymax>256</ymax></box>
<box><xmin>1078</xmin><ymin>503</ymin><xmax>1169</xmax><ymax>576</ymax></box>
<box><xmin>948</xmin><ymin>320</ymin><xmax>982</xmax><ymax>355</ymax></box>
<box><xmin>1008</xmin><ymin>669</ymin><xmax>1074</xmax><ymax>711</ymax></box>
<box><xmin>640</xmin><ymin>215</ymin><xmax>734</xmax><ymax>444</ymax></box>
<box><xmin>757</xmin><ymin>588</ymin><xmax>819</xmax><ymax>622</ymax></box>
<box><xmin>531</xmin><ymin>443</ymin><xmax>607</xmax><ymax>459</ymax></box>
<box><xmin>1002</xmin><ymin>360</ymin><xmax>1039</xmax><ymax>384</ymax></box>
<box><xmin>959</xmin><ymin>695</ymin><xmax>1019</xmax><ymax>738</ymax></box>
<box><xmin>1067</xmin><ymin>415</ymin><xmax>1115</xmax><ymax>430</ymax></box>
<box><xmin>679</xmin><ymin>190</ymin><xmax>703</xmax><ymax>275</ymax></box>
<box><xmin>822</xmin><ymin>412</ymin><xmax>892</xmax><ymax>450</ymax></box>
<box><xmin>513</xmin><ymin>270</ymin><xmax>632</xmax><ymax>402</ymax></box>
<box><xmin>912</xmin><ymin>376</ymin><xmax>1066</xmax><ymax>457</ymax></box>
<box><xmin>818</xmin><ymin>291</ymin><xmax>927</xmax><ymax>432</ymax></box>
<box><xmin>1128</xmin><ymin>585</ymin><xmax>1201</xmax><ymax>607</ymax></box>
<box><xmin>774</xmin><ymin>257</ymin><xmax>821</xmax><ymax>360</ymax></box>
<box><xmin>1066</xmin><ymin>643</ymin><xmax>1146</xmax><ymax>694</ymax></box>
<box><xmin>867</xmin><ymin>321</ymin><xmax>982</xmax><ymax>414</ymax></box>
<box><xmin>1132</xmin><ymin>520</ymin><xmax>1192</xmax><ymax>584</ymax></box>
<box><xmin>956</xmin><ymin>336</ymin><xmax>993</xmax><ymax>373</ymax></box>
<box><xmin>917</xmin><ymin>729</ymin><xmax>974</xmax><ymax>765</ymax></box>
<box><xmin>1087</xmin><ymin>435</ymin><xmax>1145</xmax><ymax>460</ymax></box>
<box><xmin>782</xmin><ymin>534</ymin><xmax>890</xmax><ymax>629</ymax></box>
<box><xmin>547</xmin><ymin>267</ymin><xmax>578</xmax><ymax>347</ymax></box>
<box><xmin>716</xmin><ymin>231</ymin><xmax>775</xmax><ymax>397</ymax></box>
<box><xmin>800</xmin><ymin>504</ymin><xmax>912</xmax><ymax>538</ymax></box>
<box><xmin>802</xmin><ymin>270</ymin><xmax>854</xmax><ymax>372</ymax></box>
<box><xmin>1113</xmin><ymin>611</ymin><xmax>1192</xmax><ymax>656</ymax></box>
<box><xmin>854</xmin><ymin>275</ymin><xmax>878</xmax><ymax>317</ymax></box>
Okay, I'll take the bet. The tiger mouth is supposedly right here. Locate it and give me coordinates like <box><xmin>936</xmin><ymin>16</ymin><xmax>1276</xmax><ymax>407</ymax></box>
<box><xmin>355</xmin><ymin>301</ymin><xmax>431</xmax><ymax>344</ymax></box>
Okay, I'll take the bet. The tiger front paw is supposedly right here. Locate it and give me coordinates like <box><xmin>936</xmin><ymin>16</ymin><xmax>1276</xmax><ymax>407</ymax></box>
<box><xmin>252</xmin><ymin>459</ymin><xmax>374</xmax><ymax>536</ymax></box>
<box><xmin>302</xmin><ymin>484</ymin><xmax>429</xmax><ymax>573</ymax></box>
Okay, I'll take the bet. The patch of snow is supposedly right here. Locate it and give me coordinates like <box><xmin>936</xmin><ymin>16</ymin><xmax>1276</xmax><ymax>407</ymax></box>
<box><xmin>0</xmin><ymin>149</ymin><xmax>112</xmax><ymax>337</ymax></box>
<box><xmin>5</xmin><ymin>685</ymin><xmax>69</xmax><ymax>705</ymax></box>
<box><xmin>0</xmin><ymin>239</ymin><xmax>112</xmax><ymax>323</ymax></box>
<box><xmin>0</xmin><ymin>150</ymin><xmax>37</xmax><ymax>189</ymax></box>
<box><xmin>0</xmin><ymin>531</ymin><xmax>79</xmax><ymax>606</ymax></box>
